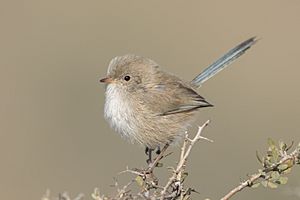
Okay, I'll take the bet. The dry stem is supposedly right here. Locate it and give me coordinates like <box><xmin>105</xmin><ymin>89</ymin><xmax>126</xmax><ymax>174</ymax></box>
<box><xmin>160</xmin><ymin>120</ymin><xmax>212</xmax><ymax>199</ymax></box>
<box><xmin>221</xmin><ymin>147</ymin><xmax>300</xmax><ymax>200</ymax></box>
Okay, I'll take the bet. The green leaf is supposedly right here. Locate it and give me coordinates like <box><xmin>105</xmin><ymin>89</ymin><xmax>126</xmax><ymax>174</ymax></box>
<box><xmin>182</xmin><ymin>172</ymin><xmax>189</xmax><ymax>179</ymax></box>
<box><xmin>286</xmin><ymin>159</ymin><xmax>294</xmax><ymax>168</ymax></box>
<box><xmin>267</xmin><ymin>181</ymin><xmax>278</xmax><ymax>189</ymax></box>
<box><xmin>270</xmin><ymin>145</ymin><xmax>279</xmax><ymax>163</ymax></box>
<box><xmin>156</xmin><ymin>162</ymin><xmax>163</xmax><ymax>167</ymax></box>
<box><xmin>286</xmin><ymin>141</ymin><xmax>294</xmax><ymax>151</ymax></box>
<box><xmin>135</xmin><ymin>176</ymin><xmax>144</xmax><ymax>186</ymax></box>
<box><xmin>270</xmin><ymin>171</ymin><xmax>280</xmax><ymax>181</ymax></box>
<box><xmin>264</xmin><ymin>158</ymin><xmax>272</xmax><ymax>168</ymax></box>
<box><xmin>251</xmin><ymin>182</ymin><xmax>260</xmax><ymax>188</ymax></box>
<box><xmin>282</xmin><ymin>167</ymin><xmax>292</xmax><ymax>175</ymax></box>
<box><xmin>261</xmin><ymin>180</ymin><xmax>268</xmax><ymax>187</ymax></box>
<box><xmin>181</xmin><ymin>172</ymin><xmax>189</xmax><ymax>182</ymax></box>
<box><xmin>268</xmin><ymin>138</ymin><xmax>276</xmax><ymax>148</ymax></box>
<box><xmin>279</xmin><ymin>141</ymin><xmax>287</xmax><ymax>151</ymax></box>
<box><xmin>278</xmin><ymin>164</ymin><xmax>288</xmax><ymax>171</ymax></box>
<box><xmin>277</xmin><ymin>177</ymin><xmax>288</xmax><ymax>185</ymax></box>
<box><xmin>256</xmin><ymin>151</ymin><xmax>263</xmax><ymax>164</ymax></box>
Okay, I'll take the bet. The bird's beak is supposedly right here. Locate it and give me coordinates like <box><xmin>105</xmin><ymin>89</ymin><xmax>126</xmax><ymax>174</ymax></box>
<box><xmin>99</xmin><ymin>77</ymin><xmax>114</xmax><ymax>84</ymax></box>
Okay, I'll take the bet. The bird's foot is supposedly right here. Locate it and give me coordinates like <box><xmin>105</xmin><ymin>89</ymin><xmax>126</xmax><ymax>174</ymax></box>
<box><xmin>145</xmin><ymin>147</ymin><xmax>153</xmax><ymax>164</ymax></box>
<box><xmin>146</xmin><ymin>143</ymin><xmax>170</xmax><ymax>172</ymax></box>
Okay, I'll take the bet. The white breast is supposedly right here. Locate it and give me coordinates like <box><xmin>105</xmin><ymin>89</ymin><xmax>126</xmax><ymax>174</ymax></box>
<box><xmin>104</xmin><ymin>84</ymin><xmax>136</xmax><ymax>142</ymax></box>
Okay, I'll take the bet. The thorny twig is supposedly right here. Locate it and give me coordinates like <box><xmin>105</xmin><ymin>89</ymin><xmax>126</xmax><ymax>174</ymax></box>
<box><xmin>43</xmin><ymin>121</ymin><xmax>300</xmax><ymax>200</ymax></box>
<box><xmin>115</xmin><ymin>120</ymin><xmax>212</xmax><ymax>200</ymax></box>
<box><xmin>113</xmin><ymin>179</ymin><xmax>135</xmax><ymax>199</ymax></box>
<box><xmin>221</xmin><ymin>142</ymin><xmax>300</xmax><ymax>200</ymax></box>
<box><xmin>160</xmin><ymin>120</ymin><xmax>212</xmax><ymax>199</ymax></box>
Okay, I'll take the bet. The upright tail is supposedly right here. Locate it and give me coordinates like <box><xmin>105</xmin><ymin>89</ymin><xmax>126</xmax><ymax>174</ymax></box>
<box><xmin>191</xmin><ymin>37</ymin><xmax>257</xmax><ymax>87</ymax></box>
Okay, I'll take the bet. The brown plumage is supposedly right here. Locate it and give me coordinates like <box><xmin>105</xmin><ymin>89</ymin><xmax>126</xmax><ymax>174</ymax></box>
<box><xmin>100</xmin><ymin>37</ymin><xmax>257</xmax><ymax>148</ymax></box>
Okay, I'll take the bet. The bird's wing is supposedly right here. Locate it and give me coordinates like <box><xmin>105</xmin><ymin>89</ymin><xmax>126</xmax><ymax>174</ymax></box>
<box><xmin>143</xmin><ymin>80</ymin><xmax>212</xmax><ymax>116</ymax></box>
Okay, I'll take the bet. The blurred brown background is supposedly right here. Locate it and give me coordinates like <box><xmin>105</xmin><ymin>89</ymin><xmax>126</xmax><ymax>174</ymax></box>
<box><xmin>1</xmin><ymin>0</ymin><xmax>300</xmax><ymax>199</ymax></box>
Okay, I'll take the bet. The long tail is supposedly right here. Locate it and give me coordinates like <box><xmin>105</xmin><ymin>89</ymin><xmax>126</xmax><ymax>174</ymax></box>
<box><xmin>191</xmin><ymin>37</ymin><xmax>257</xmax><ymax>87</ymax></box>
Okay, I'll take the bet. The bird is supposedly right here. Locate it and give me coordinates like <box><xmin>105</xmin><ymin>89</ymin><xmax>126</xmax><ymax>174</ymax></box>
<box><xmin>100</xmin><ymin>37</ymin><xmax>257</xmax><ymax>152</ymax></box>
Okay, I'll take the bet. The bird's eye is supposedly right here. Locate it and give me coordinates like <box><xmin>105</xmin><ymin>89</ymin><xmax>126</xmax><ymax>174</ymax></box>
<box><xmin>124</xmin><ymin>75</ymin><xmax>131</xmax><ymax>81</ymax></box>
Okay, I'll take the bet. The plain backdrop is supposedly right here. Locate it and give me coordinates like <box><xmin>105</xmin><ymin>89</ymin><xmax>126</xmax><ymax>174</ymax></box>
<box><xmin>1</xmin><ymin>0</ymin><xmax>300</xmax><ymax>199</ymax></box>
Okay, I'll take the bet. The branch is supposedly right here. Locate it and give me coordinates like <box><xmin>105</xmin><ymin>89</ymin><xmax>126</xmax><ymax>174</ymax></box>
<box><xmin>160</xmin><ymin>120</ymin><xmax>212</xmax><ymax>199</ymax></box>
<box><xmin>42</xmin><ymin>124</ymin><xmax>300</xmax><ymax>200</ymax></box>
<box><xmin>221</xmin><ymin>141</ymin><xmax>300</xmax><ymax>200</ymax></box>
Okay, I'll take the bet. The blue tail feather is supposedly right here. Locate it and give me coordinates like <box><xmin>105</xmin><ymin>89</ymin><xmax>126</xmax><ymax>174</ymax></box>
<box><xmin>191</xmin><ymin>37</ymin><xmax>257</xmax><ymax>87</ymax></box>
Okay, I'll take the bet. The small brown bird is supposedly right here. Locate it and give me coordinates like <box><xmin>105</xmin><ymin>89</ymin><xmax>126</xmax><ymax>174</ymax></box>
<box><xmin>100</xmin><ymin>37</ymin><xmax>257</xmax><ymax>150</ymax></box>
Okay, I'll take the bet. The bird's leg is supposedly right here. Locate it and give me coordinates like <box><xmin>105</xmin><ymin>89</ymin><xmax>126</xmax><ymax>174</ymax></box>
<box><xmin>145</xmin><ymin>146</ymin><xmax>150</xmax><ymax>155</ymax></box>
<box><xmin>155</xmin><ymin>146</ymin><xmax>161</xmax><ymax>155</ymax></box>
<box><xmin>145</xmin><ymin>147</ymin><xmax>154</xmax><ymax>164</ymax></box>
<box><xmin>147</xmin><ymin>143</ymin><xmax>169</xmax><ymax>172</ymax></box>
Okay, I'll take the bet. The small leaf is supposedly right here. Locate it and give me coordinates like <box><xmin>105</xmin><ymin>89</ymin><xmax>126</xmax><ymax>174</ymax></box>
<box><xmin>135</xmin><ymin>176</ymin><xmax>144</xmax><ymax>186</ymax></box>
<box><xmin>286</xmin><ymin>141</ymin><xmax>294</xmax><ymax>151</ymax></box>
<box><xmin>261</xmin><ymin>180</ymin><xmax>268</xmax><ymax>187</ymax></box>
<box><xmin>285</xmin><ymin>159</ymin><xmax>294</xmax><ymax>168</ymax></box>
<box><xmin>278</xmin><ymin>164</ymin><xmax>288</xmax><ymax>171</ymax></box>
<box><xmin>181</xmin><ymin>172</ymin><xmax>189</xmax><ymax>183</ymax></box>
<box><xmin>270</xmin><ymin>171</ymin><xmax>280</xmax><ymax>181</ymax></box>
<box><xmin>156</xmin><ymin>162</ymin><xmax>163</xmax><ymax>167</ymax></box>
<box><xmin>256</xmin><ymin>151</ymin><xmax>263</xmax><ymax>164</ymax></box>
<box><xmin>270</xmin><ymin>146</ymin><xmax>279</xmax><ymax>163</ymax></box>
<box><xmin>279</xmin><ymin>141</ymin><xmax>287</xmax><ymax>151</ymax></box>
<box><xmin>251</xmin><ymin>182</ymin><xmax>260</xmax><ymax>188</ymax></box>
<box><xmin>267</xmin><ymin>181</ymin><xmax>278</xmax><ymax>189</ymax></box>
<box><xmin>277</xmin><ymin>176</ymin><xmax>288</xmax><ymax>185</ymax></box>
<box><xmin>182</xmin><ymin>172</ymin><xmax>189</xmax><ymax>179</ymax></box>
<box><xmin>264</xmin><ymin>159</ymin><xmax>272</xmax><ymax>168</ymax></box>
<box><xmin>268</xmin><ymin>138</ymin><xmax>276</xmax><ymax>148</ymax></box>
<box><xmin>282</xmin><ymin>167</ymin><xmax>292</xmax><ymax>175</ymax></box>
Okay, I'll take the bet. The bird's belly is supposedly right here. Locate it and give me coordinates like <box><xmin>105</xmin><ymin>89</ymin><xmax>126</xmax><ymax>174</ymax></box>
<box><xmin>103</xmin><ymin>85</ymin><xmax>193</xmax><ymax>147</ymax></box>
<box><xmin>104</xmin><ymin>85</ymin><xmax>136</xmax><ymax>142</ymax></box>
